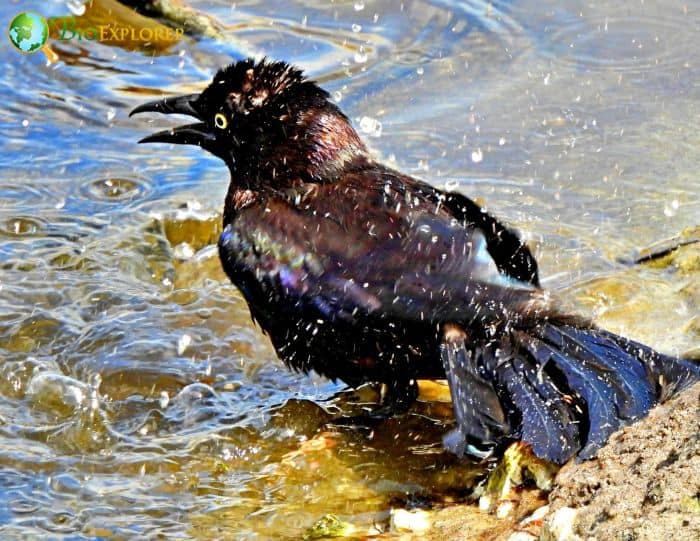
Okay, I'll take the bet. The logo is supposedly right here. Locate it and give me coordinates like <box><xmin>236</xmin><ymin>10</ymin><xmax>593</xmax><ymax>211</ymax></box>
<box><xmin>8</xmin><ymin>11</ymin><xmax>49</xmax><ymax>54</ymax></box>
<box><xmin>8</xmin><ymin>10</ymin><xmax>184</xmax><ymax>55</ymax></box>
<box><xmin>55</xmin><ymin>17</ymin><xmax>184</xmax><ymax>43</ymax></box>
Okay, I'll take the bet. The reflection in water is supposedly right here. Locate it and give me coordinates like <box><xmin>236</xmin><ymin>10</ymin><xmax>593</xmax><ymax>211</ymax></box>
<box><xmin>0</xmin><ymin>0</ymin><xmax>698</xmax><ymax>538</ymax></box>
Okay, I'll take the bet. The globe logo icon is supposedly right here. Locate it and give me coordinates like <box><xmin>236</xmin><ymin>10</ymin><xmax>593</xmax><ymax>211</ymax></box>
<box><xmin>8</xmin><ymin>12</ymin><xmax>49</xmax><ymax>54</ymax></box>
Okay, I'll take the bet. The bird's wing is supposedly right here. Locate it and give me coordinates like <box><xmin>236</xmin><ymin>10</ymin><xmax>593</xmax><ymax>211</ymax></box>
<box><xmin>440</xmin><ymin>191</ymin><xmax>539</xmax><ymax>286</ymax></box>
<box><xmin>218</xmin><ymin>181</ymin><xmax>545</xmax><ymax>326</ymax></box>
<box><xmin>354</xmin><ymin>167</ymin><xmax>540</xmax><ymax>286</ymax></box>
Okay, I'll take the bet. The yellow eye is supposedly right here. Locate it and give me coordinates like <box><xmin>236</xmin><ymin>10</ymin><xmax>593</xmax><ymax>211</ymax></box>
<box><xmin>214</xmin><ymin>113</ymin><xmax>228</xmax><ymax>129</ymax></box>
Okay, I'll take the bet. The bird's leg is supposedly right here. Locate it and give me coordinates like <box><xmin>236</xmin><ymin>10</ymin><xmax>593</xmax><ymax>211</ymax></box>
<box><xmin>329</xmin><ymin>376</ymin><xmax>418</xmax><ymax>428</ymax></box>
<box><xmin>373</xmin><ymin>376</ymin><xmax>419</xmax><ymax>418</ymax></box>
<box><xmin>440</xmin><ymin>323</ymin><xmax>509</xmax><ymax>459</ymax></box>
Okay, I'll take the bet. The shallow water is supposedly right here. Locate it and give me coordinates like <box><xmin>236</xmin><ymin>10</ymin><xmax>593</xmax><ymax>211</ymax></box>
<box><xmin>1</xmin><ymin>0</ymin><xmax>698</xmax><ymax>538</ymax></box>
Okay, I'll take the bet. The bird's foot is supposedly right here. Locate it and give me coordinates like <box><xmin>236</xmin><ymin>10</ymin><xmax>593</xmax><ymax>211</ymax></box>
<box><xmin>328</xmin><ymin>379</ymin><xmax>419</xmax><ymax>427</ymax></box>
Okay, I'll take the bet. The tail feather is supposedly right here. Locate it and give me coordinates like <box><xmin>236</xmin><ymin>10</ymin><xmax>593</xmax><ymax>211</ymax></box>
<box><xmin>491</xmin><ymin>349</ymin><xmax>580</xmax><ymax>463</ymax></box>
<box><xmin>540</xmin><ymin>325</ymin><xmax>657</xmax><ymax>418</ymax></box>
<box><xmin>510</xmin><ymin>321</ymin><xmax>700</xmax><ymax>461</ymax></box>
<box><xmin>597</xmin><ymin>329</ymin><xmax>700</xmax><ymax>399</ymax></box>
<box><xmin>447</xmin><ymin>320</ymin><xmax>700</xmax><ymax>464</ymax></box>
<box><xmin>513</xmin><ymin>328</ymin><xmax>624</xmax><ymax>459</ymax></box>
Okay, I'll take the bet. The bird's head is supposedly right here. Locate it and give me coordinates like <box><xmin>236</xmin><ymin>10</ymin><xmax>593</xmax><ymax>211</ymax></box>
<box><xmin>131</xmin><ymin>58</ymin><xmax>367</xmax><ymax>187</ymax></box>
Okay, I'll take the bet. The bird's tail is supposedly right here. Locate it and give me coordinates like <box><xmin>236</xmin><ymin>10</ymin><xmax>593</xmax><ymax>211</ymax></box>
<box><xmin>441</xmin><ymin>318</ymin><xmax>700</xmax><ymax>464</ymax></box>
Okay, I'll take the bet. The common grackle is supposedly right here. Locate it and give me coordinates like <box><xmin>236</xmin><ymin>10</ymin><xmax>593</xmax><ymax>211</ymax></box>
<box><xmin>132</xmin><ymin>58</ymin><xmax>699</xmax><ymax>464</ymax></box>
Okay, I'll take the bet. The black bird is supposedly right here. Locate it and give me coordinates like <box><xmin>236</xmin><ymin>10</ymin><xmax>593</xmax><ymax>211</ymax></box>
<box><xmin>131</xmin><ymin>58</ymin><xmax>699</xmax><ymax>464</ymax></box>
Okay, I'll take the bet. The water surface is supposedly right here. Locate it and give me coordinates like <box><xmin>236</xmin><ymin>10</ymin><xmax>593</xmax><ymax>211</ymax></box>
<box><xmin>0</xmin><ymin>0</ymin><xmax>698</xmax><ymax>538</ymax></box>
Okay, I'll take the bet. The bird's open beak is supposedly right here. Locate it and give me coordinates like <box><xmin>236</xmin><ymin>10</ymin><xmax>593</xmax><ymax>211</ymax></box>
<box><xmin>130</xmin><ymin>93</ymin><xmax>217</xmax><ymax>148</ymax></box>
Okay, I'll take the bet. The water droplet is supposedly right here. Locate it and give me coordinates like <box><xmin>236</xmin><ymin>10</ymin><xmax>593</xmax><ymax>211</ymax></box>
<box><xmin>354</xmin><ymin>1</ymin><xmax>365</xmax><ymax>11</ymax></box>
<box><xmin>663</xmin><ymin>199</ymin><xmax>680</xmax><ymax>217</ymax></box>
<box><xmin>185</xmin><ymin>199</ymin><xmax>202</xmax><ymax>211</ymax></box>
<box><xmin>22</xmin><ymin>119</ymin><xmax>29</xmax><ymax>127</ymax></box>
<box><xmin>66</xmin><ymin>0</ymin><xmax>87</xmax><ymax>16</ymax></box>
<box><xmin>471</xmin><ymin>148</ymin><xmax>484</xmax><ymax>163</ymax></box>
<box><xmin>499</xmin><ymin>137</ymin><xmax>506</xmax><ymax>146</ymax></box>
<box><xmin>173</xmin><ymin>242</ymin><xmax>195</xmax><ymax>259</ymax></box>
<box><xmin>333</xmin><ymin>90</ymin><xmax>342</xmax><ymax>103</ymax></box>
<box><xmin>354</xmin><ymin>46</ymin><xmax>368</xmax><ymax>64</ymax></box>
<box><xmin>416</xmin><ymin>66</ymin><xmax>424</xmax><ymax>75</ymax></box>
<box><xmin>444</xmin><ymin>179</ymin><xmax>459</xmax><ymax>191</ymax></box>
<box><xmin>177</xmin><ymin>334</ymin><xmax>192</xmax><ymax>355</ymax></box>
<box><xmin>352</xmin><ymin>23</ymin><xmax>362</xmax><ymax>33</ymax></box>
<box><xmin>106</xmin><ymin>109</ymin><xmax>116</xmax><ymax>121</ymax></box>
<box><xmin>159</xmin><ymin>391</ymin><xmax>170</xmax><ymax>409</ymax></box>
<box><xmin>359</xmin><ymin>116</ymin><xmax>382</xmax><ymax>137</ymax></box>
<box><xmin>301</xmin><ymin>15</ymin><xmax>307</xmax><ymax>27</ymax></box>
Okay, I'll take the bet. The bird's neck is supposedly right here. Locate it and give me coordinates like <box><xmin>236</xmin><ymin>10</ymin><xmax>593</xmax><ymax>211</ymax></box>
<box><xmin>222</xmin><ymin>107</ymin><xmax>369</xmax><ymax>224</ymax></box>
<box><xmin>298</xmin><ymin>108</ymin><xmax>368</xmax><ymax>180</ymax></box>
<box><xmin>229</xmin><ymin>107</ymin><xmax>367</xmax><ymax>186</ymax></box>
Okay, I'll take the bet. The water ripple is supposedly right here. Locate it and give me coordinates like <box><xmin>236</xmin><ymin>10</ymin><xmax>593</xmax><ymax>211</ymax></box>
<box><xmin>79</xmin><ymin>176</ymin><xmax>151</xmax><ymax>202</ymax></box>
<box><xmin>539</xmin><ymin>10</ymin><xmax>696</xmax><ymax>74</ymax></box>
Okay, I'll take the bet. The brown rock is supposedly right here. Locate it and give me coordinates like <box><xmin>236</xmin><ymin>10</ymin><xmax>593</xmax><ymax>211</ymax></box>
<box><xmin>542</xmin><ymin>382</ymin><xmax>700</xmax><ymax>541</ymax></box>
